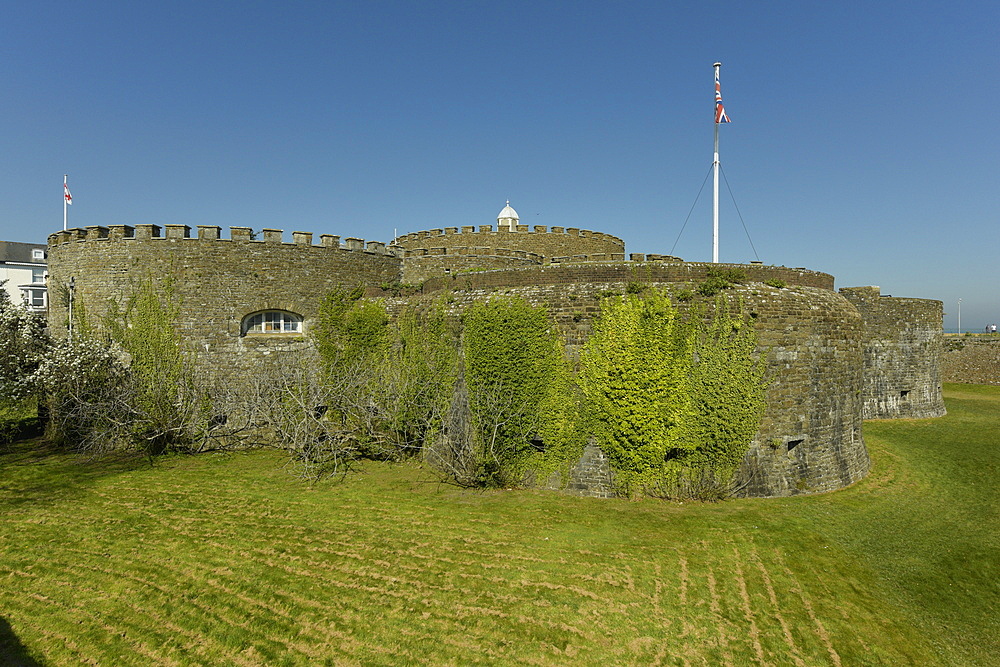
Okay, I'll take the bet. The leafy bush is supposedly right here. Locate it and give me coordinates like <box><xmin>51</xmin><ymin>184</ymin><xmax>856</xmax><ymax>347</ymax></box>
<box><xmin>580</xmin><ymin>289</ymin><xmax>766</xmax><ymax>498</ymax></box>
<box><xmin>313</xmin><ymin>286</ymin><xmax>390</xmax><ymax>374</ymax></box>
<box><xmin>34</xmin><ymin>339</ymin><xmax>134</xmax><ymax>454</ymax></box>
<box><xmin>458</xmin><ymin>297</ymin><xmax>581</xmax><ymax>488</ymax></box>
<box><xmin>625</xmin><ymin>281</ymin><xmax>648</xmax><ymax>294</ymax></box>
<box><xmin>696</xmin><ymin>276</ymin><xmax>730</xmax><ymax>296</ymax></box>
<box><xmin>38</xmin><ymin>281</ymin><xmax>216</xmax><ymax>457</ymax></box>
<box><xmin>674</xmin><ymin>289</ymin><xmax>695</xmax><ymax>302</ymax></box>
<box><xmin>0</xmin><ymin>280</ymin><xmax>49</xmax><ymax>405</ymax></box>
<box><xmin>707</xmin><ymin>268</ymin><xmax>747</xmax><ymax>283</ymax></box>
<box><xmin>695</xmin><ymin>268</ymin><xmax>748</xmax><ymax>297</ymax></box>
<box><xmin>311</xmin><ymin>289</ymin><xmax>459</xmax><ymax>470</ymax></box>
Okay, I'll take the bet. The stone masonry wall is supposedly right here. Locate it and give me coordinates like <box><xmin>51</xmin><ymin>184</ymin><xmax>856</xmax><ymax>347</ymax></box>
<box><xmin>942</xmin><ymin>337</ymin><xmax>1000</xmax><ymax>385</ymax></box>
<box><xmin>47</xmin><ymin>225</ymin><xmax>402</xmax><ymax>371</ymax></box>
<box><xmin>839</xmin><ymin>286</ymin><xmax>946</xmax><ymax>419</ymax></box>
<box><xmin>45</xmin><ymin>223</ymin><xmax>893</xmax><ymax>499</ymax></box>
<box><xmin>421</xmin><ymin>261</ymin><xmax>836</xmax><ymax>294</ymax></box>
<box><xmin>400</xmin><ymin>250</ymin><xmax>542</xmax><ymax>284</ymax></box>
<box><xmin>396</xmin><ymin>278</ymin><xmax>869</xmax><ymax>498</ymax></box>
<box><xmin>393</xmin><ymin>225</ymin><xmax>625</xmax><ymax>259</ymax></box>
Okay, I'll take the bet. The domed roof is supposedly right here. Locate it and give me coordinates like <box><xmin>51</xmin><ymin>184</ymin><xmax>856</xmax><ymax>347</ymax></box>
<box><xmin>497</xmin><ymin>200</ymin><xmax>519</xmax><ymax>221</ymax></box>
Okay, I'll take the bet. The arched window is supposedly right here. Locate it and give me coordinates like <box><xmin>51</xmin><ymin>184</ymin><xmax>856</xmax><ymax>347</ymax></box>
<box><xmin>242</xmin><ymin>310</ymin><xmax>303</xmax><ymax>335</ymax></box>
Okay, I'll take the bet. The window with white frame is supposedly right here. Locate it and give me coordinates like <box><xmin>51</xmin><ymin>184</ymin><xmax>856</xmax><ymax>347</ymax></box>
<box><xmin>24</xmin><ymin>288</ymin><xmax>45</xmax><ymax>308</ymax></box>
<box><xmin>242</xmin><ymin>310</ymin><xmax>303</xmax><ymax>335</ymax></box>
<box><xmin>31</xmin><ymin>268</ymin><xmax>46</xmax><ymax>284</ymax></box>
<box><xmin>32</xmin><ymin>249</ymin><xmax>44</xmax><ymax>261</ymax></box>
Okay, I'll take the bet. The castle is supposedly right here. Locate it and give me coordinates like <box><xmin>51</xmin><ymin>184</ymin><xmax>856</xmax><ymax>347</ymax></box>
<box><xmin>45</xmin><ymin>203</ymin><xmax>945</xmax><ymax>498</ymax></box>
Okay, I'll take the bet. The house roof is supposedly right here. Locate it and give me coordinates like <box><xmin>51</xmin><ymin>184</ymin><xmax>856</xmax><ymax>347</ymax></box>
<box><xmin>0</xmin><ymin>241</ymin><xmax>47</xmax><ymax>265</ymax></box>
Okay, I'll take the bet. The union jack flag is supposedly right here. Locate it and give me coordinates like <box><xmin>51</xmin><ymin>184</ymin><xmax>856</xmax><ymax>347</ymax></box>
<box><xmin>715</xmin><ymin>70</ymin><xmax>730</xmax><ymax>124</ymax></box>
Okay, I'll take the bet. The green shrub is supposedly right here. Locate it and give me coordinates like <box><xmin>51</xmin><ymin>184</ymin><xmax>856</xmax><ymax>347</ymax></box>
<box><xmin>461</xmin><ymin>297</ymin><xmax>581</xmax><ymax>487</ymax></box>
<box><xmin>674</xmin><ymin>289</ymin><xmax>695</xmax><ymax>302</ymax></box>
<box><xmin>102</xmin><ymin>279</ymin><xmax>202</xmax><ymax>456</ymax></box>
<box><xmin>313</xmin><ymin>286</ymin><xmax>390</xmax><ymax>374</ymax></box>
<box><xmin>625</xmin><ymin>281</ymin><xmax>648</xmax><ymax>294</ymax></box>
<box><xmin>696</xmin><ymin>276</ymin><xmax>731</xmax><ymax>296</ymax></box>
<box><xmin>580</xmin><ymin>289</ymin><xmax>766</xmax><ymax>498</ymax></box>
<box><xmin>377</xmin><ymin>300</ymin><xmax>459</xmax><ymax>455</ymax></box>
<box><xmin>707</xmin><ymin>268</ymin><xmax>747</xmax><ymax>283</ymax></box>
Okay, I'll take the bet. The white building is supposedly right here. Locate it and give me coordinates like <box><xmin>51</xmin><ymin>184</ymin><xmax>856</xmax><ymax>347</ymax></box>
<box><xmin>0</xmin><ymin>241</ymin><xmax>47</xmax><ymax>313</ymax></box>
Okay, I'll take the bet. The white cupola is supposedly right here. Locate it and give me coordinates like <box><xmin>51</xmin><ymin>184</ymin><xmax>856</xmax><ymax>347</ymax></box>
<box><xmin>497</xmin><ymin>200</ymin><xmax>519</xmax><ymax>230</ymax></box>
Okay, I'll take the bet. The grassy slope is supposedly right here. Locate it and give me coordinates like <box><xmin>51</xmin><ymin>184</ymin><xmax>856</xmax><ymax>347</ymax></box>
<box><xmin>0</xmin><ymin>384</ymin><xmax>997</xmax><ymax>666</ymax></box>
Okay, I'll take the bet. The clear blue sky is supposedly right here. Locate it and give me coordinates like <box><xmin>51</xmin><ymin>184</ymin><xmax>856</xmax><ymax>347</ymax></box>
<box><xmin>3</xmin><ymin>1</ymin><xmax>997</xmax><ymax>331</ymax></box>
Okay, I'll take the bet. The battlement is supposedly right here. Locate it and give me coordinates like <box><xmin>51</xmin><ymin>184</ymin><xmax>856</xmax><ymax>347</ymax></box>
<box><xmin>838</xmin><ymin>285</ymin><xmax>883</xmax><ymax>301</ymax></box>
<box><xmin>400</xmin><ymin>248</ymin><xmax>687</xmax><ymax>265</ymax></box>
<box><xmin>47</xmin><ymin>225</ymin><xmax>399</xmax><ymax>256</ymax></box>
<box><xmin>548</xmin><ymin>252</ymin><xmax>684</xmax><ymax>264</ymax></box>
<box><xmin>393</xmin><ymin>225</ymin><xmax>625</xmax><ymax>248</ymax></box>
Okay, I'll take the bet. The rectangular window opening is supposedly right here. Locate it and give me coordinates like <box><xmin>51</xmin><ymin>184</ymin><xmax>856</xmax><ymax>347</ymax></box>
<box><xmin>900</xmin><ymin>390</ymin><xmax>910</xmax><ymax>399</ymax></box>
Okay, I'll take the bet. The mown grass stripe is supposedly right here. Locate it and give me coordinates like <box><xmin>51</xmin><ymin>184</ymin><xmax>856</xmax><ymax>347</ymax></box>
<box><xmin>2</xmin><ymin>385</ymin><xmax>996</xmax><ymax>664</ymax></box>
<box><xmin>730</xmin><ymin>547</ymin><xmax>766</xmax><ymax>665</ymax></box>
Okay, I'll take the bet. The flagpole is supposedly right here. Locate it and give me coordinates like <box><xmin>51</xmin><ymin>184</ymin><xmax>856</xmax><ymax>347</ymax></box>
<box><xmin>64</xmin><ymin>174</ymin><xmax>68</xmax><ymax>231</ymax></box>
<box><xmin>712</xmin><ymin>62</ymin><xmax>721</xmax><ymax>264</ymax></box>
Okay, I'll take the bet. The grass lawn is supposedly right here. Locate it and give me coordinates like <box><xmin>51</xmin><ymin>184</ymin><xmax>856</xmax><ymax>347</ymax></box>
<box><xmin>1</xmin><ymin>383</ymin><xmax>997</xmax><ymax>665</ymax></box>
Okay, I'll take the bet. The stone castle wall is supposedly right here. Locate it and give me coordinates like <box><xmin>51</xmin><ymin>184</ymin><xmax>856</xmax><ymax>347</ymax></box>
<box><xmin>942</xmin><ymin>337</ymin><xmax>1000</xmax><ymax>385</ymax></box>
<box><xmin>47</xmin><ymin>224</ymin><xmax>401</xmax><ymax>370</ymax></box>
<box><xmin>839</xmin><ymin>286</ymin><xmax>946</xmax><ymax>419</ymax></box>
<box><xmin>394</xmin><ymin>225</ymin><xmax>625</xmax><ymax>258</ymax></box>
<box><xmin>420</xmin><ymin>261</ymin><xmax>836</xmax><ymax>294</ymax></box>
<box><xmin>46</xmin><ymin>220</ymin><xmax>950</xmax><ymax>499</ymax></box>
<box><xmin>400</xmin><ymin>248</ymin><xmax>543</xmax><ymax>284</ymax></box>
<box><xmin>393</xmin><ymin>275</ymin><xmax>869</xmax><ymax>498</ymax></box>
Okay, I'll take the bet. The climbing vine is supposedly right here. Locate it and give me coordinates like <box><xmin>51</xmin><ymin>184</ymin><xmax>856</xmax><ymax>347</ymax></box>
<box><xmin>311</xmin><ymin>288</ymin><xmax>459</xmax><ymax>462</ymax></box>
<box><xmin>681</xmin><ymin>297</ymin><xmax>768</xmax><ymax>489</ymax></box>
<box><xmin>312</xmin><ymin>286</ymin><xmax>390</xmax><ymax>375</ymax></box>
<box><xmin>461</xmin><ymin>297</ymin><xmax>581</xmax><ymax>487</ymax></box>
<box><xmin>378</xmin><ymin>299</ymin><xmax>459</xmax><ymax>455</ymax></box>
<box><xmin>579</xmin><ymin>288</ymin><xmax>766</xmax><ymax>498</ymax></box>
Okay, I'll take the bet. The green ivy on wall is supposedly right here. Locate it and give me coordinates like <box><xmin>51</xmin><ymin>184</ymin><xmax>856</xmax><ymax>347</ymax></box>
<box><xmin>378</xmin><ymin>299</ymin><xmax>459</xmax><ymax>454</ymax></box>
<box><xmin>312</xmin><ymin>286</ymin><xmax>390</xmax><ymax>375</ymax></box>
<box><xmin>462</xmin><ymin>297</ymin><xmax>581</xmax><ymax>487</ymax></box>
<box><xmin>580</xmin><ymin>288</ymin><xmax>766</xmax><ymax>498</ymax></box>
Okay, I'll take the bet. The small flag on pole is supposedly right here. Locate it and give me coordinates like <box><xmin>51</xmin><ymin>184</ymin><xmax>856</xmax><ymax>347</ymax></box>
<box><xmin>715</xmin><ymin>70</ymin><xmax>731</xmax><ymax>124</ymax></box>
<box><xmin>63</xmin><ymin>174</ymin><xmax>72</xmax><ymax>231</ymax></box>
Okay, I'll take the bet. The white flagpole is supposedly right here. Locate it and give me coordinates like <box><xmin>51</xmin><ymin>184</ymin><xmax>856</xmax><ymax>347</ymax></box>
<box><xmin>712</xmin><ymin>63</ymin><xmax>721</xmax><ymax>264</ymax></box>
<box><xmin>64</xmin><ymin>174</ymin><xmax>68</xmax><ymax>231</ymax></box>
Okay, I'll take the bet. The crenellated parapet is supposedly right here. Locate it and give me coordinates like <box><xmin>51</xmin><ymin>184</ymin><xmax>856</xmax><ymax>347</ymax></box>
<box><xmin>392</xmin><ymin>224</ymin><xmax>625</xmax><ymax>261</ymax></box>
<box><xmin>48</xmin><ymin>225</ymin><xmax>399</xmax><ymax>256</ymax></box>
<box><xmin>46</xmin><ymin>225</ymin><xmax>403</xmax><ymax>359</ymax></box>
<box><xmin>399</xmin><ymin>245</ymin><xmax>543</xmax><ymax>283</ymax></box>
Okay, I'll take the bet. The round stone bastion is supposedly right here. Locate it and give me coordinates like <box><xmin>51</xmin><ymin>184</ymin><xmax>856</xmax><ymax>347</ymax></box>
<box><xmin>405</xmin><ymin>262</ymin><xmax>870</xmax><ymax>497</ymax></box>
